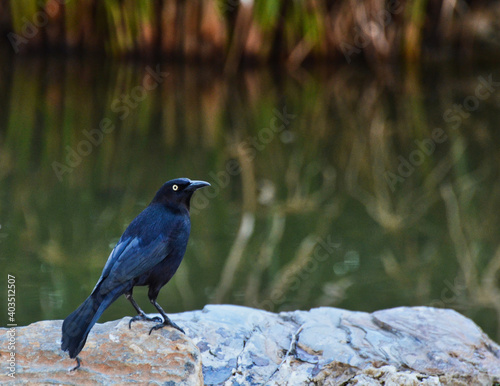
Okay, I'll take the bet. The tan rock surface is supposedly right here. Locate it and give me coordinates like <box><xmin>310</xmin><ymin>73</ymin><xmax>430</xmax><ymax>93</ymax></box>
<box><xmin>2</xmin><ymin>318</ymin><xmax>202</xmax><ymax>385</ymax></box>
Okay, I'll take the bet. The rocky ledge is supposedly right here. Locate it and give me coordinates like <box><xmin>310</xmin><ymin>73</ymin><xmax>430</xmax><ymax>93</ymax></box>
<box><xmin>1</xmin><ymin>305</ymin><xmax>499</xmax><ymax>385</ymax></box>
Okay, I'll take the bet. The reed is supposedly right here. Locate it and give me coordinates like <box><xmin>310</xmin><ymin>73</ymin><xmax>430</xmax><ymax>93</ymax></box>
<box><xmin>1</xmin><ymin>0</ymin><xmax>492</xmax><ymax>66</ymax></box>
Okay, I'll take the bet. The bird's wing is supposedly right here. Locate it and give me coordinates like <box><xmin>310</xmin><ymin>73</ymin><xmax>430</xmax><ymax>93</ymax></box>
<box><xmin>92</xmin><ymin>234</ymin><xmax>173</xmax><ymax>295</ymax></box>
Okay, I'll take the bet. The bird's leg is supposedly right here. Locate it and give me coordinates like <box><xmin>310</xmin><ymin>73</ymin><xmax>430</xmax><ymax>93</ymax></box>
<box><xmin>70</xmin><ymin>357</ymin><xmax>81</xmax><ymax>371</ymax></box>
<box><xmin>125</xmin><ymin>292</ymin><xmax>162</xmax><ymax>329</ymax></box>
<box><xmin>148</xmin><ymin>298</ymin><xmax>185</xmax><ymax>335</ymax></box>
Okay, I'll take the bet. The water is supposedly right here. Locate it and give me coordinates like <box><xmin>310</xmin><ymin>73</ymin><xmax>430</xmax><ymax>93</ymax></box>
<box><xmin>1</xmin><ymin>57</ymin><xmax>500</xmax><ymax>342</ymax></box>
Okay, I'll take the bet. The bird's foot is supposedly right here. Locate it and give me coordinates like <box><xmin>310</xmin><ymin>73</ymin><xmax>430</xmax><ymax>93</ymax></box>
<box><xmin>149</xmin><ymin>317</ymin><xmax>185</xmax><ymax>335</ymax></box>
<box><xmin>129</xmin><ymin>313</ymin><xmax>163</xmax><ymax>329</ymax></box>
<box><xmin>69</xmin><ymin>357</ymin><xmax>81</xmax><ymax>371</ymax></box>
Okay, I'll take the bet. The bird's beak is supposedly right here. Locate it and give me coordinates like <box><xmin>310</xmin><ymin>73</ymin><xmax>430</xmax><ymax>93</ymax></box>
<box><xmin>186</xmin><ymin>180</ymin><xmax>211</xmax><ymax>191</ymax></box>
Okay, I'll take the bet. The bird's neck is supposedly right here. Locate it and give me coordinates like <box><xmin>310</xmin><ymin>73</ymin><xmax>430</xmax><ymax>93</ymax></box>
<box><xmin>158</xmin><ymin>201</ymin><xmax>190</xmax><ymax>217</ymax></box>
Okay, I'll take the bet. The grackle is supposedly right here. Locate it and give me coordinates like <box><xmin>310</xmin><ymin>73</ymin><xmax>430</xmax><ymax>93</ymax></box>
<box><xmin>61</xmin><ymin>178</ymin><xmax>210</xmax><ymax>370</ymax></box>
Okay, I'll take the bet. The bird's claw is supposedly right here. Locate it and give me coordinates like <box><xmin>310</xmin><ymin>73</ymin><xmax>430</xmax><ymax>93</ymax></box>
<box><xmin>148</xmin><ymin>320</ymin><xmax>185</xmax><ymax>335</ymax></box>
<box><xmin>129</xmin><ymin>314</ymin><xmax>163</xmax><ymax>329</ymax></box>
<box><xmin>69</xmin><ymin>357</ymin><xmax>81</xmax><ymax>371</ymax></box>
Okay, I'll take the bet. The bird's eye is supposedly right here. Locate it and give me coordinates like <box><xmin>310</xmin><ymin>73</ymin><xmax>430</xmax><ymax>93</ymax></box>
<box><xmin>172</xmin><ymin>184</ymin><xmax>179</xmax><ymax>191</ymax></box>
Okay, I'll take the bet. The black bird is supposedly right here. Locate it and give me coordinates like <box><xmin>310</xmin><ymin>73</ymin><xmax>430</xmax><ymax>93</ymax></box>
<box><xmin>61</xmin><ymin>178</ymin><xmax>210</xmax><ymax>370</ymax></box>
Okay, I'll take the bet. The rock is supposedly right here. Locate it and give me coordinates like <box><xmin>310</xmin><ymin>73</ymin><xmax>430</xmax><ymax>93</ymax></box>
<box><xmin>1</xmin><ymin>318</ymin><xmax>202</xmax><ymax>385</ymax></box>
<box><xmin>1</xmin><ymin>305</ymin><xmax>499</xmax><ymax>385</ymax></box>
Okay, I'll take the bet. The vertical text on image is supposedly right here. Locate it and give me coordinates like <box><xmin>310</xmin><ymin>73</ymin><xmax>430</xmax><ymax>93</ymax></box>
<box><xmin>6</xmin><ymin>274</ymin><xmax>16</xmax><ymax>378</ymax></box>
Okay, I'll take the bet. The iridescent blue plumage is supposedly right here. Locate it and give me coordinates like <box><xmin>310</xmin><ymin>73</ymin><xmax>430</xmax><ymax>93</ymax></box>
<box><xmin>61</xmin><ymin>178</ymin><xmax>209</xmax><ymax>369</ymax></box>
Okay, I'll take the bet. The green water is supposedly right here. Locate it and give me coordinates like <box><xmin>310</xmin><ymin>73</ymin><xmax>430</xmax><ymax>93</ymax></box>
<box><xmin>1</xmin><ymin>57</ymin><xmax>500</xmax><ymax>342</ymax></box>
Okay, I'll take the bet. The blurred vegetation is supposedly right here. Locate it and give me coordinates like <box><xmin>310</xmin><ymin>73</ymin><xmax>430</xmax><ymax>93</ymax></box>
<box><xmin>1</xmin><ymin>56</ymin><xmax>500</xmax><ymax>342</ymax></box>
<box><xmin>1</xmin><ymin>0</ymin><xmax>500</xmax><ymax>67</ymax></box>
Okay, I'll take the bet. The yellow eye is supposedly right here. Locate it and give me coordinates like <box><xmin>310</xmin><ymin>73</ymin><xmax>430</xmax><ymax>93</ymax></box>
<box><xmin>172</xmin><ymin>184</ymin><xmax>179</xmax><ymax>191</ymax></box>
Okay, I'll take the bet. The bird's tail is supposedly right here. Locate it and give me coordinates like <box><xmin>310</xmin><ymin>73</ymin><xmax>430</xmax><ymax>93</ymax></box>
<box><xmin>61</xmin><ymin>288</ymin><xmax>121</xmax><ymax>359</ymax></box>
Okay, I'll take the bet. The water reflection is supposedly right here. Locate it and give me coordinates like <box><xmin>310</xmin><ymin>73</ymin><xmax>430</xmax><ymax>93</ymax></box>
<box><xmin>1</xmin><ymin>57</ymin><xmax>500</xmax><ymax>342</ymax></box>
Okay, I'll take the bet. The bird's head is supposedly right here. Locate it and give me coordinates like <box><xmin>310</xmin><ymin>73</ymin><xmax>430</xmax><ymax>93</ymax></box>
<box><xmin>151</xmin><ymin>178</ymin><xmax>210</xmax><ymax>210</ymax></box>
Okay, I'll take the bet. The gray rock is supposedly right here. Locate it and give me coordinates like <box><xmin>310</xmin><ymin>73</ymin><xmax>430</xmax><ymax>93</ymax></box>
<box><xmin>1</xmin><ymin>305</ymin><xmax>499</xmax><ymax>385</ymax></box>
